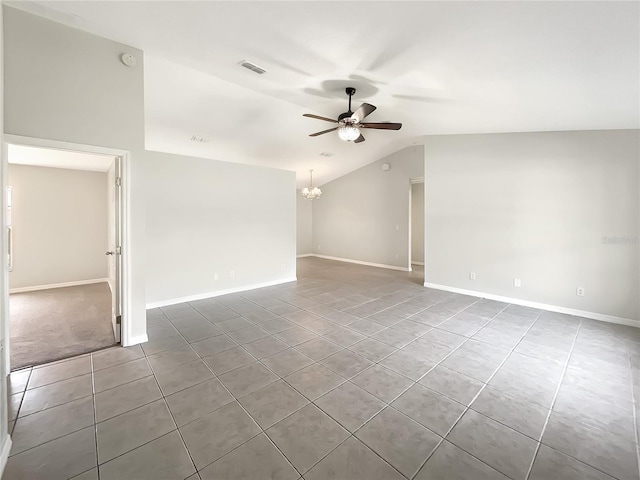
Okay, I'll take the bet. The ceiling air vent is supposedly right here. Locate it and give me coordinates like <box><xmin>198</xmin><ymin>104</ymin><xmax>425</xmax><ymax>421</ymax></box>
<box><xmin>190</xmin><ymin>135</ymin><xmax>209</xmax><ymax>143</ymax></box>
<box><xmin>239</xmin><ymin>60</ymin><xmax>267</xmax><ymax>75</ymax></box>
<box><xmin>319</xmin><ymin>152</ymin><xmax>334</xmax><ymax>157</ymax></box>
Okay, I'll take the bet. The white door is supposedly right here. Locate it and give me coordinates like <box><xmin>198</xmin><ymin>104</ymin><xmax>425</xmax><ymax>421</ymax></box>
<box><xmin>107</xmin><ymin>157</ymin><xmax>122</xmax><ymax>342</ymax></box>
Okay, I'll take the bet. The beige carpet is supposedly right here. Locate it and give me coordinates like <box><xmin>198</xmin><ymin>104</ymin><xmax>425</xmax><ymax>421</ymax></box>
<box><xmin>9</xmin><ymin>282</ymin><xmax>116</xmax><ymax>370</ymax></box>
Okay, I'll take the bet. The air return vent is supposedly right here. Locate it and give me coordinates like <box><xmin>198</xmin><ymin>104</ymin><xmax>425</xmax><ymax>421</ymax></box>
<box><xmin>239</xmin><ymin>60</ymin><xmax>267</xmax><ymax>75</ymax></box>
<box><xmin>190</xmin><ymin>135</ymin><xmax>209</xmax><ymax>143</ymax></box>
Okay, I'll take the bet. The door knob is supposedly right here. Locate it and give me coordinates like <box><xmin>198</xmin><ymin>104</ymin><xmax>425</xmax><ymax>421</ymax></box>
<box><xmin>105</xmin><ymin>251</ymin><xmax>115</xmax><ymax>255</ymax></box>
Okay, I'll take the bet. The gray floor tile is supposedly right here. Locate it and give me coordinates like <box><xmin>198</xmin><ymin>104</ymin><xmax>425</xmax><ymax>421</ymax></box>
<box><xmin>180</xmin><ymin>401</ymin><xmax>261</xmax><ymax>470</ymax></box>
<box><xmin>27</xmin><ymin>356</ymin><xmax>91</xmax><ymax>389</ymax></box>
<box><xmin>3</xmin><ymin>427</ymin><xmax>97</xmax><ymax>480</ymax></box>
<box><xmin>219</xmin><ymin>362</ymin><xmax>278</xmax><ymax>397</ymax></box>
<box><xmin>415</xmin><ymin>440</ymin><xmax>509</xmax><ymax>480</ymax></box>
<box><xmin>351</xmin><ymin>364</ymin><xmax>413</xmax><ymax>403</ymax></box>
<box><xmin>392</xmin><ymin>319</ymin><xmax>433</xmax><ymax>337</ymax></box>
<box><xmin>94</xmin><ymin>357</ymin><xmax>152</xmax><ymax>393</ymax></box>
<box><xmin>371</xmin><ymin>328</ymin><xmax>416</xmax><ymax>348</ymax></box>
<box><xmin>379</xmin><ymin>350</ymin><xmax>434</xmax><ymax>381</ymax></box>
<box><xmin>261</xmin><ymin>348</ymin><xmax>314</xmax><ymax>377</ymax></box>
<box><xmin>320</xmin><ymin>349</ymin><xmax>373</xmax><ymax>379</ymax></box>
<box><xmin>92</xmin><ymin>345</ymin><xmax>144</xmax><ymax>372</ymax></box>
<box><xmin>419</xmin><ymin>328</ymin><xmax>467</xmax><ymax>348</ymax></box>
<box><xmin>348</xmin><ymin>319</ymin><xmax>387</xmax><ymax>336</ymax></box>
<box><xmin>96</xmin><ymin>399</ymin><xmax>176</xmax><ymax>464</ymax></box>
<box><xmin>165</xmin><ymin>378</ymin><xmax>234</xmax><ymax>427</ymax></box>
<box><xmin>70</xmin><ymin>468</ymin><xmax>98</xmax><ymax>480</ymax></box>
<box><xmin>9</xmin><ymin>392</ymin><xmax>23</xmax><ymax>422</ymax></box>
<box><xmin>216</xmin><ymin>316</ymin><xmax>255</xmax><ymax>332</ymax></box>
<box><xmin>401</xmin><ymin>339</ymin><xmax>454</xmax><ymax>364</ymax></box>
<box><xmin>146</xmin><ymin>344</ymin><xmax>200</xmax><ymax>373</ymax></box>
<box><xmin>260</xmin><ymin>317</ymin><xmax>298</xmax><ymax>334</ymax></box>
<box><xmin>419</xmin><ymin>365</ymin><xmax>485</xmax><ymax>405</ymax></box>
<box><xmin>99</xmin><ymin>431</ymin><xmax>195</xmax><ymax>480</ymax></box>
<box><xmin>441</xmin><ymin>340</ymin><xmax>509</xmax><ymax>382</ymax></box>
<box><xmin>199</xmin><ymin>433</ymin><xmax>298</xmax><ymax>480</ymax></box>
<box><xmin>284</xmin><ymin>364</ymin><xmax>346</xmax><ymax>400</ymax></box>
<box><xmin>356</xmin><ymin>407</ymin><xmax>441</xmax><ymax>477</ymax></box>
<box><xmin>275</xmin><ymin>326</ymin><xmax>318</xmax><ymax>346</ymax></box>
<box><xmin>471</xmin><ymin>386</ymin><xmax>549</xmax><ymax>439</ymax></box>
<box><xmin>11</xmin><ymin>396</ymin><xmax>94</xmax><ymax>454</ymax></box>
<box><xmin>322</xmin><ymin>326</ymin><xmax>366</xmax><ymax>347</ymax></box>
<box><xmin>529</xmin><ymin>445</ymin><xmax>617</xmax><ymax>480</ymax></box>
<box><xmin>95</xmin><ymin>375</ymin><xmax>162</xmax><ymax>422</ymax></box>
<box><xmin>348</xmin><ymin>338</ymin><xmax>397</xmax><ymax>362</ymax></box>
<box><xmin>315</xmin><ymin>382</ymin><xmax>385</xmax><ymax>432</ymax></box>
<box><xmin>141</xmin><ymin>333</ymin><xmax>188</xmax><ymax>356</ymax></box>
<box><xmin>447</xmin><ymin>409</ymin><xmax>538</xmax><ymax>480</ymax></box>
<box><xmin>154</xmin><ymin>359</ymin><xmax>214</xmax><ymax>396</ymax></box>
<box><xmin>190</xmin><ymin>335</ymin><xmax>238</xmax><ymax>357</ymax></box>
<box><xmin>266</xmin><ymin>403</ymin><xmax>349</xmax><ymax>474</ymax></box>
<box><xmin>20</xmin><ymin>373</ymin><xmax>92</xmax><ymax>416</ymax></box>
<box><xmin>243</xmin><ymin>336</ymin><xmax>290</xmax><ymax>359</ymax></box>
<box><xmin>203</xmin><ymin>346</ymin><xmax>255</xmax><ymax>375</ymax></box>
<box><xmin>305</xmin><ymin>437</ymin><xmax>405</xmax><ymax>480</ymax></box>
<box><xmin>239</xmin><ymin>379</ymin><xmax>308</xmax><ymax>429</ymax></box>
<box><xmin>8</xmin><ymin>370</ymin><xmax>31</xmax><ymax>395</ymax></box>
<box><xmin>541</xmin><ymin>411</ymin><xmax>639</xmax><ymax>480</ymax></box>
<box><xmin>392</xmin><ymin>383</ymin><xmax>466</xmax><ymax>436</ymax></box>
<box><xmin>175</xmin><ymin>322</ymin><xmax>222</xmax><ymax>343</ymax></box>
<box><xmin>227</xmin><ymin>325</ymin><xmax>270</xmax><ymax>344</ymax></box>
<box><xmin>295</xmin><ymin>337</ymin><xmax>343</xmax><ymax>361</ymax></box>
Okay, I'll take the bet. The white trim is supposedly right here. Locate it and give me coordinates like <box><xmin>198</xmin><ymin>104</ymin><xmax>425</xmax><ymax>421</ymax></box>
<box><xmin>9</xmin><ymin>278</ymin><xmax>108</xmax><ymax>294</ymax></box>
<box><xmin>296</xmin><ymin>254</ymin><xmax>314</xmax><ymax>258</ymax></box>
<box><xmin>411</xmin><ymin>261</ymin><xmax>425</xmax><ymax>266</ymax></box>
<box><xmin>0</xmin><ymin>435</ymin><xmax>12</xmax><ymax>478</ymax></box>
<box><xmin>410</xmin><ymin>177</ymin><xmax>425</xmax><ymax>184</ymax></box>
<box><xmin>424</xmin><ymin>282</ymin><xmax>640</xmax><ymax>329</ymax></box>
<box><xmin>3</xmin><ymin>134</ymin><xmax>133</xmax><ymax>354</ymax></box>
<box><xmin>311</xmin><ymin>254</ymin><xmax>411</xmax><ymax>272</ymax></box>
<box><xmin>146</xmin><ymin>276</ymin><xmax>298</xmax><ymax>310</ymax></box>
<box><xmin>127</xmin><ymin>334</ymin><xmax>148</xmax><ymax>346</ymax></box>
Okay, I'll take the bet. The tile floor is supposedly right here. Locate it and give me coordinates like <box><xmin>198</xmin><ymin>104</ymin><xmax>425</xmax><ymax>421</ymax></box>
<box><xmin>3</xmin><ymin>257</ymin><xmax>640</xmax><ymax>480</ymax></box>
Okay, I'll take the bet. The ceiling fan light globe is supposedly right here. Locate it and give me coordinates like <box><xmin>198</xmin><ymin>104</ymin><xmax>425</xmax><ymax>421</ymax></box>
<box><xmin>338</xmin><ymin>125</ymin><xmax>361</xmax><ymax>142</ymax></box>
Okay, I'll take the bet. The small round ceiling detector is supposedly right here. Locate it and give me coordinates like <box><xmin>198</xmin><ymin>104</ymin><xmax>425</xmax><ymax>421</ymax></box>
<box><xmin>120</xmin><ymin>53</ymin><xmax>137</xmax><ymax>67</ymax></box>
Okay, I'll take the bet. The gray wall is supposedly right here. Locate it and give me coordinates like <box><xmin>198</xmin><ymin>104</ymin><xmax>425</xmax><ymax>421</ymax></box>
<box><xmin>144</xmin><ymin>152</ymin><xmax>296</xmax><ymax>306</ymax></box>
<box><xmin>3</xmin><ymin>5</ymin><xmax>148</xmax><ymax>342</ymax></box>
<box><xmin>424</xmin><ymin>130</ymin><xmax>640</xmax><ymax>321</ymax></box>
<box><xmin>8</xmin><ymin>165</ymin><xmax>108</xmax><ymax>289</ymax></box>
<box><xmin>296</xmin><ymin>192</ymin><xmax>313</xmax><ymax>255</ymax></box>
<box><xmin>312</xmin><ymin>146</ymin><xmax>424</xmax><ymax>269</ymax></box>
<box><xmin>411</xmin><ymin>182</ymin><xmax>425</xmax><ymax>264</ymax></box>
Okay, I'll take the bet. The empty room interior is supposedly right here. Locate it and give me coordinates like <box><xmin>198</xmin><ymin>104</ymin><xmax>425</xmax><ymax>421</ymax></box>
<box><xmin>0</xmin><ymin>2</ymin><xmax>638</xmax><ymax>480</ymax></box>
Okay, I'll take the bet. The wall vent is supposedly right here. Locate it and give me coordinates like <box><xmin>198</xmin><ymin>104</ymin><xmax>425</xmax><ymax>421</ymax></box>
<box><xmin>240</xmin><ymin>60</ymin><xmax>267</xmax><ymax>75</ymax></box>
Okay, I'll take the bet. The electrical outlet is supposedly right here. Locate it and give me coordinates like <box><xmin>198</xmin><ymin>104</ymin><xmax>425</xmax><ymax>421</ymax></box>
<box><xmin>576</xmin><ymin>287</ymin><xmax>584</xmax><ymax>297</ymax></box>
<box><xmin>230</xmin><ymin>270</ymin><xmax>235</xmax><ymax>278</ymax></box>
<box><xmin>514</xmin><ymin>278</ymin><xmax>521</xmax><ymax>288</ymax></box>
<box><xmin>469</xmin><ymin>272</ymin><xmax>476</xmax><ymax>280</ymax></box>
<box><xmin>214</xmin><ymin>273</ymin><xmax>219</xmax><ymax>281</ymax></box>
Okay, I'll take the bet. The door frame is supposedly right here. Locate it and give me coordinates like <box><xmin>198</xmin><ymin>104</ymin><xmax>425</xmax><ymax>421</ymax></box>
<box><xmin>2</xmin><ymin>134</ymin><xmax>132</xmax><ymax>371</ymax></box>
<box><xmin>408</xmin><ymin>177</ymin><xmax>425</xmax><ymax>272</ymax></box>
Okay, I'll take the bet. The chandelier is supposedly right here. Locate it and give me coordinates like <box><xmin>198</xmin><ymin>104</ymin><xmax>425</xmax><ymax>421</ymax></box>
<box><xmin>301</xmin><ymin>169</ymin><xmax>322</xmax><ymax>200</ymax></box>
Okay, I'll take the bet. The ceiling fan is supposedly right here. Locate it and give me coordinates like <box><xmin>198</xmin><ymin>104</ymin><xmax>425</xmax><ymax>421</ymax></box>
<box><xmin>303</xmin><ymin>87</ymin><xmax>402</xmax><ymax>143</ymax></box>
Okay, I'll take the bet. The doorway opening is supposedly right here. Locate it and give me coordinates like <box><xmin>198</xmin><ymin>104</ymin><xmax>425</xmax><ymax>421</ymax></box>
<box><xmin>409</xmin><ymin>178</ymin><xmax>425</xmax><ymax>283</ymax></box>
<box><xmin>5</xmin><ymin>141</ymin><xmax>125</xmax><ymax>370</ymax></box>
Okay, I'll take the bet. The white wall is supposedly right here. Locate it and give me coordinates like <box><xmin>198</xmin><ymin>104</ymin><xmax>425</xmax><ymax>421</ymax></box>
<box><xmin>312</xmin><ymin>146</ymin><xmax>424</xmax><ymax>269</ymax></box>
<box><xmin>144</xmin><ymin>151</ymin><xmax>296</xmax><ymax>306</ymax></box>
<box><xmin>296</xmin><ymin>192</ymin><xmax>313</xmax><ymax>255</ymax></box>
<box><xmin>411</xmin><ymin>182</ymin><xmax>425</xmax><ymax>264</ymax></box>
<box><xmin>8</xmin><ymin>165</ymin><xmax>108</xmax><ymax>289</ymax></box>
<box><xmin>424</xmin><ymin>130</ymin><xmax>640</xmax><ymax>322</ymax></box>
<box><xmin>3</xmin><ymin>6</ymin><xmax>147</xmax><ymax>342</ymax></box>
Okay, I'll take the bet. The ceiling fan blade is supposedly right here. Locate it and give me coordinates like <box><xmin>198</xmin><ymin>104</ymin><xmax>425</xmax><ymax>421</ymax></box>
<box><xmin>360</xmin><ymin>122</ymin><xmax>402</xmax><ymax>130</ymax></box>
<box><xmin>309</xmin><ymin>127</ymin><xmax>338</xmax><ymax>137</ymax></box>
<box><xmin>354</xmin><ymin>134</ymin><xmax>366</xmax><ymax>143</ymax></box>
<box><xmin>303</xmin><ymin>113</ymin><xmax>338</xmax><ymax>123</ymax></box>
<box><xmin>351</xmin><ymin>103</ymin><xmax>376</xmax><ymax>123</ymax></box>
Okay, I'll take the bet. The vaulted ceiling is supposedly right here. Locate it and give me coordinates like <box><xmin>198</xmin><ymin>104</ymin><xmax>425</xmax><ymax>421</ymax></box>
<box><xmin>11</xmin><ymin>1</ymin><xmax>640</xmax><ymax>187</ymax></box>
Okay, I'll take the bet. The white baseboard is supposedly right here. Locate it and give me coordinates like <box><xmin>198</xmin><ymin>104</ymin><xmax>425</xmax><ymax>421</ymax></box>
<box><xmin>0</xmin><ymin>434</ymin><xmax>12</xmax><ymax>477</ymax></box>
<box><xmin>146</xmin><ymin>277</ymin><xmax>298</xmax><ymax>310</ymax></box>
<box><xmin>309</xmin><ymin>254</ymin><xmax>410</xmax><ymax>272</ymax></box>
<box><xmin>424</xmin><ymin>282</ymin><xmax>640</xmax><ymax>329</ymax></box>
<box><xmin>9</xmin><ymin>278</ymin><xmax>109</xmax><ymax>294</ymax></box>
<box><xmin>125</xmin><ymin>334</ymin><xmax>148</xmax><ymax>347</ymax></box>
<box><xmin>296</xmin><ymin>254</ymin><xmax>314</xmax><ymax>258</ymax></box>
<box><xmin>411</xmin><ymin>261</ymin><xmax>425</xmax><ymax>266</ymax></box>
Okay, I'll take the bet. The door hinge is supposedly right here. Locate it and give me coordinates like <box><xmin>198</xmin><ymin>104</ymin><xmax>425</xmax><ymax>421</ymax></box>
<box><xmin>116</xmin><ymin>246</ymin><xmax>122</xmax><ymax>255</ymax></box>
<box><xmin>116</xmin><ymin>177</ymin><xmax>122</xmax><ymax>187</ymax></box>
<box><xmin>116</xmin><ymin>315</ymin><xmax>122</xmax><ymax>325</ymax></box>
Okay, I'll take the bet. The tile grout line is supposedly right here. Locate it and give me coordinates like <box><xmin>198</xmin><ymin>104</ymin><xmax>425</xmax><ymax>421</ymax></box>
<box><xmin>523</xmin><ymin>318</ymin><xmax>583</xmax><ymax>480</ymax></box>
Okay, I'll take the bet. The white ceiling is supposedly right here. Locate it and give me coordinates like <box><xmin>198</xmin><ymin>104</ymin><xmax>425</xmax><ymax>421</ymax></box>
<box><xmin>12</xmin><ymin>1</ymin><xmax>640</xmax><ymax>187</ymax></box>
<box><xmin>8</xmin><ymin>144</ymin><xmax>115</xmax><ymax>172</ymax></box>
